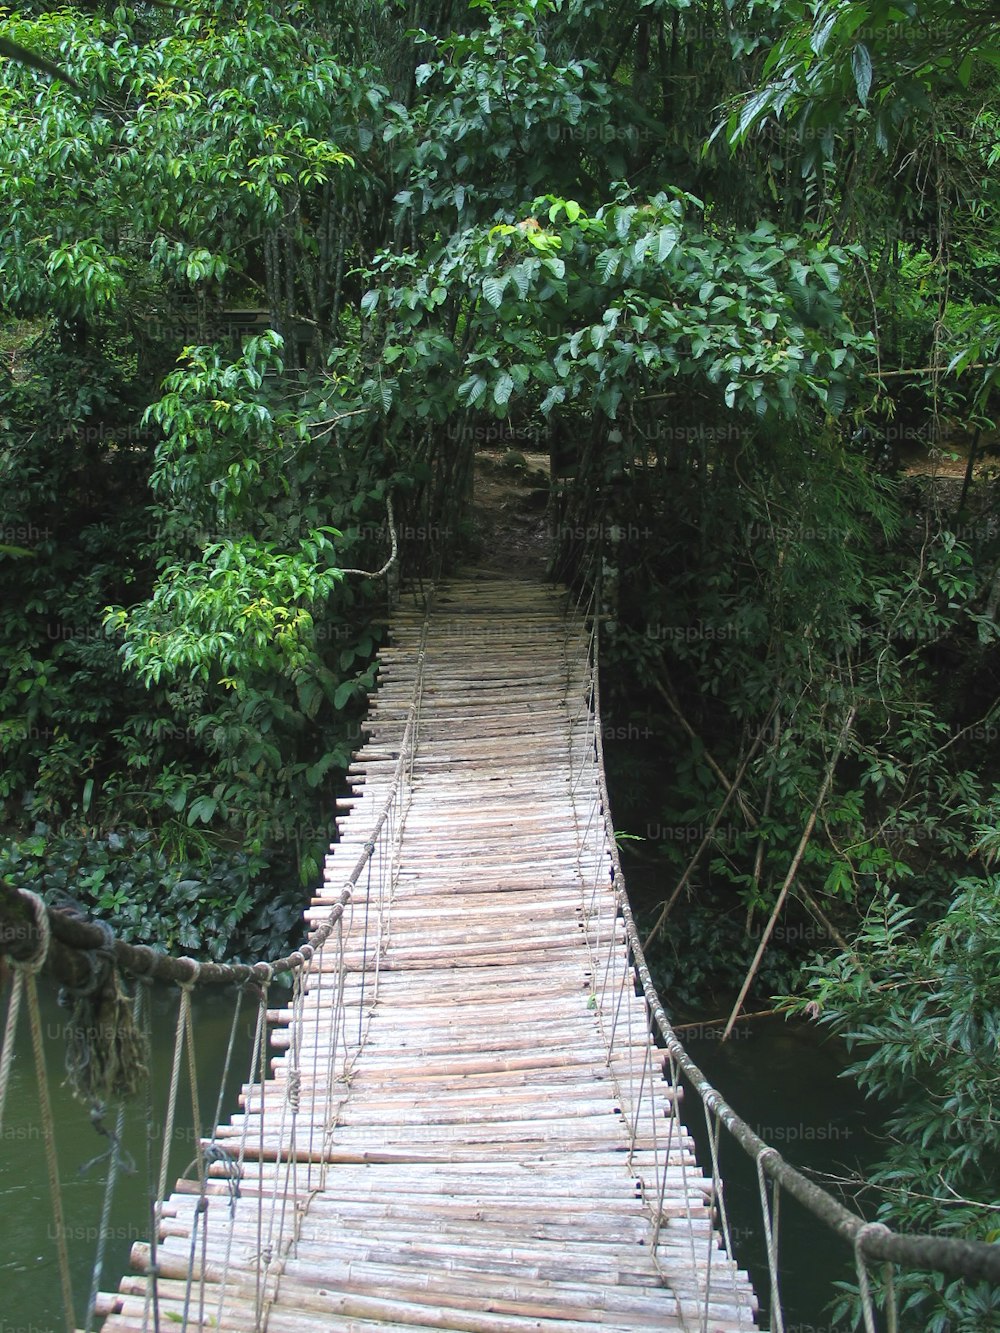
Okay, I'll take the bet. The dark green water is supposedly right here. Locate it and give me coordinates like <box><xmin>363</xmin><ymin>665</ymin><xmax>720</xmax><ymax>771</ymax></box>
<box><xmin>0</xmin><ymin>983</ymin><xmax>257</xmax><ymax>1333</ymax></box>
<box><xmin>682</xmin><ymin>1016</ymin><xmax>883</xmax><ymax>1333</ymax></box>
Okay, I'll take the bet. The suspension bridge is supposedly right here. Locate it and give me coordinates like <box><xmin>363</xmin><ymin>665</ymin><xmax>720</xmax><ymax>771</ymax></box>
<box><xmin>2</xmin><ymin>567</ymin><xmax>999</xmax><ymax>1333</ymax></box>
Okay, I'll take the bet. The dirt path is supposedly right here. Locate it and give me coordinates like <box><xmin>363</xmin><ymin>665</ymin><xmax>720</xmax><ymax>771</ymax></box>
<box><xmin>467</xmin><ymin>447</ymin><xmax>553</xmax><ymax>577</ymax></box>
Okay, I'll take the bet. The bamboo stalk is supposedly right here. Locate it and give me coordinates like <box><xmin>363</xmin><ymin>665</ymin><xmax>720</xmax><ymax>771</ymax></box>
<box><xmin>721</xmin><ymin>706</ymin><xmax>857</xmax><ymax>1040</ymax></box>
<box><xmin>643</xmin><ymin>697</ymin><xmax>781</xmax><ymax>950</ymax></box>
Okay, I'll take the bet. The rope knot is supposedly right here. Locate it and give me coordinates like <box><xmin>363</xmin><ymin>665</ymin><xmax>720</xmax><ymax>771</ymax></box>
<box><xmin>286</xmin><ymin>1068</ymin><xmax>302</xmax><ymax>1114</ymax></box>
<box><xmin>251</xmin><ymin>961</ymin><xmax>274</xmax><ymax>988</ymax></box>
<box><xmin>755</xmin><ymin>1144</ymin><xmax>780</xmax><ymax>1172</ymax></box>
<box><xmin>854</xmin><ymin>1220</ymin><xmax>893</xmax><ymax>1261</ymax></box>
<box><xmin>178</xmin><ymin>957</ymin><xmax>202</xmax><ymax>989</ymax></box>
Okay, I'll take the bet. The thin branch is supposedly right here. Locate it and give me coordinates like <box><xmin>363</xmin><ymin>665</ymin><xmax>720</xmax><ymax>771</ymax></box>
<box><xmin>722</xmin><ymin>705</ymin><xmax>857</xmax><ymax>1041</ymax></box>
<box><xmin>672</xmin><ymin>1008</ymin><xmax>777</xmax><ymax>1033</ymax></box>
<box><xmin>653</xmin><ymin>674</ymin><xmax>757</xmax><ymax>824</ymax></box>
<box><xmin>643</xmin><ymin>696</ymin><xmax>781</xmax><ymax>951</ymax></box>
<box><xmin>866</xmin><ymin>361</ymin><xmax>1000</xmax><ymax>378</ymax></box>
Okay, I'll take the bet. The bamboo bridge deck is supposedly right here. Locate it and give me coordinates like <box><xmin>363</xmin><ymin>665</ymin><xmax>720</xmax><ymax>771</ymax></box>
<box><xmin>98</xmin><ymin>573</ymin><xmax>758</xmax><ymax>1332</ymax></box>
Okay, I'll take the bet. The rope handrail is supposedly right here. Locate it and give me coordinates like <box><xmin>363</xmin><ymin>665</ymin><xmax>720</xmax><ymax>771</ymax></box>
<box><xmin>0</xmin><ymin>580</ymin><xmax>431</xmax><ymax>991</ymax></box>
<box><xmin>583</xmin><ymin>575</ymin><xmax>1000</xmax><ymax>1289</ymax></box>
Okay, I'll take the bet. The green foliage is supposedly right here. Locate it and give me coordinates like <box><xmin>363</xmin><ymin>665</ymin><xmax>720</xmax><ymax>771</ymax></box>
<box><xmin>721</xmin><ymin>0</ymin><xmax>1000</xmax><ymax>153</ymax></box>
<box><xmin>105</xmin><ymin>334</ymin><xmax>348</xmax><ymax>690</ymax></box>
<box><xmin>784</xmin><ymin>881</ymin><xmax>1000</xmax><ymax>1330</ymax></box>
<box><xmin>0</xmin><ymin>3</ymin><xmax>359</xmax><ymax>321</ymax></box>
<box><xmin>0</xmin><ymin>826</ymin><xmax>304</xmax><ymax>962</ymax></box>
<box><xmin>716</xmin><ymin>0</ymin><xmax>1000</xmax><ymax>450</ymax></box>
<box><xmin>0</xmin><ymin>319</ymin><xmax>384</xmax><ymax>886</ymax></box>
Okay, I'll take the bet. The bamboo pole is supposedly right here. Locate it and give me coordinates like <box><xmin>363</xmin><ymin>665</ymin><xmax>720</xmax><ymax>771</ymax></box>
<box><xmin>721</xmin><ymin>706</ymin><xmax>857</xmax><ymax>1041</ymax></box>
<box><xmin>643</xmin><ymin>697</ymin><xmax>780</xmax><ymax>950</ymax></box>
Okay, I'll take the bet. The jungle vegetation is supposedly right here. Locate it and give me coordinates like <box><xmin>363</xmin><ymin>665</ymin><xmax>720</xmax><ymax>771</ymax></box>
<box><xmin>1</xmin><ymin>1</ymin><xmax>998</xmax><ymax>1326</ymax></box>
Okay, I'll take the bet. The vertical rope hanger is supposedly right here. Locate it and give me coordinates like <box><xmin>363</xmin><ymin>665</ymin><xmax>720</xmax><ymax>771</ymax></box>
<box><xmin>84</xmin><ymin>1096</ymin><xmax>128</xmax><ymax>1333</ymax></box>
<box><xmin>304</xmin><ymin>941</ymin><xmax>326</xmax><ymax>1194</ymax></box>
<box><xmin>177</xmin><ymin>961</ymin><xmax>212</xmax><ymax>1333</ymax></box>
<box><xmin>253</xmin><ymin>965</ymin><xmax>272</xmax><ymax>1331</ymax></box>
<box><xmin>1</xmin><ymin>896</ymin><xmax>72</xmax><ymax>1329</ymax></box>
<box><xmin>211</xmin><ymin>966</ymin><xmax>271</xmax><ymax>1331</ymax></box>
<box><xmin>756</xmin><ymin>1147</ymin><xmax>785</xmax><ymax>1333</ymax></box>
<box><xmin>855</xmin><ymin>1223</ymin><xmax>898</xmax><ymax>1333</ymax></box>
<box><xmin>356</xmin><ymin>840</ymin><xmax>376</xmax><ymax>1044</ymax></box>
<box><xmin>699</xmin><ymin>1095</ymin><xmax>753</xmax><ymax>1330</ymax></box>
<box><xmin>12</xmin><ymin>892</ymin><xmax>76</xmax><ymax>1333</ymax></box>
<box><xmin>316</xmin><ymin>913</ymin><xmax>347</xmax><ymax>1198</ymax></box>
<box><xmin>134</xmin><ymin>980</ymin><xmax>161</xmax><ymax>1333</ymax></box>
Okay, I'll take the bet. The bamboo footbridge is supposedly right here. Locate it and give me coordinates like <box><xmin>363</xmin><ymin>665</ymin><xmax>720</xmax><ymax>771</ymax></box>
<box><xmin>97</xmin><ymin>571</ymin><xmax>759</xmax><ymax>1332</ymax></box>
<box><xmin>5</xmin><ymin>569</ymin><xmax>1000</xmax><ymax>1333</ymax></box>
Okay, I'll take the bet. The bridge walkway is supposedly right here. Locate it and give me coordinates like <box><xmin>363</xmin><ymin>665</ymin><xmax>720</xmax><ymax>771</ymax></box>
<box><xmin>98</xmin><ymin>572</ymin><xmax>757</xmax><ymax>1332</ymax></box>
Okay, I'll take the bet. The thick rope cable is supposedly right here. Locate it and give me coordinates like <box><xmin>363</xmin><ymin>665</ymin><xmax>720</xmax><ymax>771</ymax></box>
<box><xmin>0</xmin><ymin>893</ymin><xmax>52</xmax><ymax>1140</ymax></box>
<box><xmin>578</xmin><ymin>561</ymin><xmax>1000</xmax><ymax>1293</ymax></box>
<box><xmin>9</xmin><ymin>556</ymin><xmax>1000</xmax><ymax>1320</ymax></box>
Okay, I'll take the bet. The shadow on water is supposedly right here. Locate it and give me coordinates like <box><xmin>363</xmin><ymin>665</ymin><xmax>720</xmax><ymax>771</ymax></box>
<box><xmin>1</xmin><ymin>980</ymin><xmax>258</xmax><ymax>1333</ymax></box>
<box><xmin>680</xmin><ymin>1015</ymin><xmax>887</xmax><ymax>1333</ymax></box>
